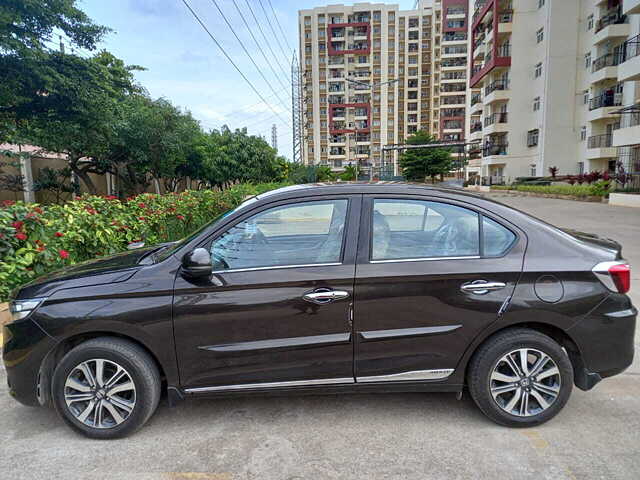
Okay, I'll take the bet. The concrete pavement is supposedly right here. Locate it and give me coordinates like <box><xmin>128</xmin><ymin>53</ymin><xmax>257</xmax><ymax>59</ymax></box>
<box><xmin>1</xmin><ymin>194</ymin><xmax>639</xmax><ymax>480</ymax></box>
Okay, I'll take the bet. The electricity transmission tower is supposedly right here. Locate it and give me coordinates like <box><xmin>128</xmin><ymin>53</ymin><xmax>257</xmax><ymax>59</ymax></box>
<box><xmin>271</xmin><ymin>124</ymin><xmax>277</xmax><ymax>151</ymax></box>
<box><xmin>291</xmin><ymin>51</ymin><xmax>303</xmax><ymax>163</ymax></box>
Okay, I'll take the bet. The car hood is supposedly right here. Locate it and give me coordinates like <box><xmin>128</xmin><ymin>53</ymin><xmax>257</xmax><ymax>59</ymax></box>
<box><xmin>15</xmin><ymin>246</ymin><xmax>162</xmax><ymax>300</ymax></box>
<box><xmin>560</xmin><ymin>228</ymin><xmax>623</xmax><ymax>260</ymax></box>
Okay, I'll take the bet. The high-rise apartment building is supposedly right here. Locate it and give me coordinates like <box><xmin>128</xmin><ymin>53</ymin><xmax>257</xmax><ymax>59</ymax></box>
<box><xmin>466</xmin><ymin>0</ymin><xmax>640</xmax><ymax>184</ymax></box>
<box><xmin>298</xmin><ymin>1</ymin><xmax>470</xmax><ymax>176</ymax></box>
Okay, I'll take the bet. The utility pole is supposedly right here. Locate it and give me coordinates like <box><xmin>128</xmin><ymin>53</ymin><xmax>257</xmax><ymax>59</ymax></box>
<box><xmin>271</xmin><ymin>124</ymin><xmax>277</xmax><ymax>151</ymax></box>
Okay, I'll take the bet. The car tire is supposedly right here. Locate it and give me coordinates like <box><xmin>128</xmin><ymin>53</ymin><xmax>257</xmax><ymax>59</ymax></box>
<box><xmin>51</xmin><ymin>337</ymin><xmax>161</xmax><ymax>439</ymax></box>
<box><xmin>468</xmin><ymin>328</ymin><xmax>573</xmax><ymax>427</ymax></box>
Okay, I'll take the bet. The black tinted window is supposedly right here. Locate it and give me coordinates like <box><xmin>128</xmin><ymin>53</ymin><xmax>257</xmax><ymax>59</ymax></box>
<box><xmin>483</xmin><ymin>217</ymin><xmax>516</xmax><ymax>256</ymax></box>
<box><xmin>211</xmin><ymin>200</ymin><xmax>348</xmax><ymax>270</ymax></box>
<box><xmin>372</xmin><ymin>199</ymin><xmax>479</xmax><ymax>261</ymax></box>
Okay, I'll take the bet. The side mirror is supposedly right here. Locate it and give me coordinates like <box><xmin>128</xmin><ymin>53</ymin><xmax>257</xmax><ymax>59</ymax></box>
<box><xmin>181</xmin><ymin>248</ymin><xmax>212</xmax><ymax>278</ymax></box>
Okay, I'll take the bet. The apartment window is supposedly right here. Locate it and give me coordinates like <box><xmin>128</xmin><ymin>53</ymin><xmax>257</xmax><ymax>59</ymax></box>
<box><xmin>538</xmin><ymin>0</ymin><xmax>545</xmax><ymax>8</ymax></box>
<box><xmin>304</xmin><ymin>17</ymin><xmax>311</xmax><ymax>26</ymax></box>
<box><xmin>531</xmin><ymin>63</ymin><xmax>542</xmax><ymax>79</ymax></box>
<box><xmin>527</xmin><ymin>129</ymin><xmax>539</xmax><ymax>147</ymax></box>
<box><xmin>536</xmin><ymin>28</ymin><xmax>544</xmax><ymax>43</ymax></box>
<box><xmin>533</xmin><ymin>96</ymin><xmax>541</xmax><ymax>111</ymax></box>
<box><xmin>584</xmin><ymin>52</ymin><xmax>591</xmax><ymax>69</ymax></box>
<box><xmin>580</xmin><ymin>126</ymin><xmax>587</xmax><ymax>141</ymax></box>
<box><xmin>578</xmin><ymin>161</ymin><xmax>585</xmax><ymax>174</ymax></box>
<box><xmin>583</xmin><ymin>90</ymin><xmax>589</xmax><ymax>105</ymax></box>
<box><xmin>373</xmin><ymin>120</ymin><xmax>380</xmax><ymax>127</ymax></box>
<box><xmin>587</xmin><ymin>14</ymin><xmax>594</xmax><ymax>30</ymax></box>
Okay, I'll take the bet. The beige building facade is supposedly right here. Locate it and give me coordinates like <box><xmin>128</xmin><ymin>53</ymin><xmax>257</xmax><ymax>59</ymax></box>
<box><xmin>298</xmin><ymin>0</ymin><xmax>470</xmax><ymax>177</ymax></box>
<box><xmin>466</xmin><ymin>0</ymin><xmax>640</xmax><ymax>184</ymax></box>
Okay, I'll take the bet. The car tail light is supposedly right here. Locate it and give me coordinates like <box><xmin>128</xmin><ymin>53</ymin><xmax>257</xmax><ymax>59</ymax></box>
<box><xmin>592</xmin><ymin>261</ymin><xmax>631</xmax><ymax>294</ymax></box>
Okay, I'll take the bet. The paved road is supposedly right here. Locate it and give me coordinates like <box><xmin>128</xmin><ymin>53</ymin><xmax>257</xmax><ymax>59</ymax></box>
<box><xmin>2</xmin><ymin>194</ymin><xmax>639</xmax><ymax>480</ymax></box>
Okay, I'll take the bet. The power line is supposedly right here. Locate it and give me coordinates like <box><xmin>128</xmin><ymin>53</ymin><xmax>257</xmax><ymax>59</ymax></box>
<box><xmin>243</xmin><ymin>0</ymin><xmax>290</xmax><ymax>82</ymax></box>
<box><xmin>266</xmin><ymin>0</ymin><xmax>294</xmax><ymax>54</ymax></box>
<box><xmin>209</xmin><ymin>0</ymin><xmax>289</xmax><ymax>112</ymax></box>
<box><xmin>220</xmin><ymin>86</ymin><xmax>289</xmax><ymax>119</ymax></box>
<box><xmin>258</xmin><ymin>0</ymin><xmax>290</xmax><ymax>65</ymax></box>
<box><xmin>231</xmin><ymin>0</ymin><xmax>289</xmax><ymax>92</ymax></box>
<box><xmin>179</xmin><ymin>0</ymin><xmax>290</xmax><ymax>127</ymax></box>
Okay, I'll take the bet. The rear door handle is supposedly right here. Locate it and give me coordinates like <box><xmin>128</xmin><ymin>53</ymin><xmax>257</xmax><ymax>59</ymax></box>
<box><xmin>460</xmin><ymin>281</ymin><xmax>506</xmax><ymax>295</ymax></box>
<box><xmin>303</xmin><ymin>289</ymin><xmax>350</xmax><ymax>305</ymax></box>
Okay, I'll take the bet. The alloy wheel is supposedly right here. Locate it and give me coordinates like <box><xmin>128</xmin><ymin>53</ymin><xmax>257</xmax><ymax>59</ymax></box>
<box><xmin>490</xmin><ymin>348</ymin><xmax>561</xmax><ymax>417</ymax></box>
<box><xmin>64</xmin><ymin>358</ymin><xmax>136</xmax><ymax>429</ymax></box>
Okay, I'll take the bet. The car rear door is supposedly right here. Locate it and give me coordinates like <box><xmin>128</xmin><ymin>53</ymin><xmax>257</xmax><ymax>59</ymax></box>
<box><xmin>173</xmin><ymin>194</ymin><xmax>361</xmax><ymax>391</ymax></box>
<box><xmin>353</xmin><ymin>194</ymin><xmax>526</xmax><ymax>382</ymax></box>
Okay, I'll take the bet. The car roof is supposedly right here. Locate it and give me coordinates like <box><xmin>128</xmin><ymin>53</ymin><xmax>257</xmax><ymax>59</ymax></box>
<box><xmin>255</xmin><ymin>181</ymin><xmax>478</xmax><ymax>200</ymax></box>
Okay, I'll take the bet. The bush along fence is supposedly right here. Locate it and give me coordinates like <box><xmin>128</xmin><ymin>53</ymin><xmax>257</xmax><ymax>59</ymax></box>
<box><xmin>0</xmin><ymin>182</ymin><xmax>287</xmax><ymax>302</ymax></box>
<box><xmin>490</xmin><ymin>181</ymin><xmax>612</xmax><ymax>200</ymax></box>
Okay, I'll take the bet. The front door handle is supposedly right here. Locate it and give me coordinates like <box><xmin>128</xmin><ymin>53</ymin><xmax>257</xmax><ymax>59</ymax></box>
<box><xmin>460</xmin><ymin>281</ymin><xmax>506</xmax><ymax>295</ymax></box>
<box><xmin>303</xmin><ymin>289</ymin><xmax>350</xmax><ymax>305</ymax></box>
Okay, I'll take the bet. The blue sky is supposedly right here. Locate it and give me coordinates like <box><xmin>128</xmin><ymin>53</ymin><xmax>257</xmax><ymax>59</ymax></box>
<box><xmin>79</xmin><ymin>0</ymin><xmax>416</xmax><ymax>159</ymax></box>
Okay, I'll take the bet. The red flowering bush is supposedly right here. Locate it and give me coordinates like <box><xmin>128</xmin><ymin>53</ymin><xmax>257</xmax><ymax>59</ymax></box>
<box><xmin>0</xmin><ymin>182</ymin><xmax>286</xmax><ymax>301</ymax></box>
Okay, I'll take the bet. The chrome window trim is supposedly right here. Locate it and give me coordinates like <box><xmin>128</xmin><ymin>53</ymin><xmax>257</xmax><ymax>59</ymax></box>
<box><xmin>212</xmin><ymin>262</ymin><xmax>342</xmax><ymax>274</ymax></box>
<box><xmin>184</xmin><ymin>377</ymin><xmax>355</xmax><ymax>394</ymax></box>
<box><xmin>369</xmin><ymin>255</ymin><xmax>480</xmax><ymax>264</ymax></box>
<box><xmin>356</xmin><ymin>369</ymin><xmax>454</xmax><ymax>383</ymax></box>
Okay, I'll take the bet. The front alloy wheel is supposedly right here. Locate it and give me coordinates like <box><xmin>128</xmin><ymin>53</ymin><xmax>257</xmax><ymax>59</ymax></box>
<box><xmin>64</xmin><ymin>359</ymin><xmax>136</xmax><ymax>429</ymax></box>
<box><xmin>52</xmin><ymin>337</ymin><xmax>161</xmax><ymax>439</ymax></box>
<box><xmin>468</xmin><ymin>329</ymin><xmax>573</xmax><ymax>427</ymax></box>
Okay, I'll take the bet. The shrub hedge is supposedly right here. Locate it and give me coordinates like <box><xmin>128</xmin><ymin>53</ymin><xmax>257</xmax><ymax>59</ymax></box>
<box><xmin>490</xmin><ymin>182</ymin><xmax>610</xmax><ymax>197</ymax></box>
<box><xmin>0</xmin><ymin>183</ymin><xmax>287</xmax><ymax>301</ymax></box>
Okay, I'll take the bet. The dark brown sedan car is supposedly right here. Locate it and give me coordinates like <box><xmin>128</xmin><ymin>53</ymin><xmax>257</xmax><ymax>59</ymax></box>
<box><xmin>3</xmin><ymin>183</ymin><xmax>635</xmax><ymax>438</ymax></box>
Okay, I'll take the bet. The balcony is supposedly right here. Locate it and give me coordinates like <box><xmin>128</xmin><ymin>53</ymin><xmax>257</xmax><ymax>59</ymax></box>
<box><xmin>483</xmin><ymin>79</ymin><xmax>509</xmax><ymax>104</ymax></box>
<box><xmin>443</xmin><ymin>33</ymin><xmax>467</xmax><ymax>44</ymax></box>
<box><xmin>484</xmin><ymin>112</ymin><xmax>508</xmax><ymax>126</ymax></box>
<box><xmin>470</xmin><ymin>44</ymin><xmax>511</xmax><ymax>87</ymax></box>
<box><xmin>591</xmin><ymin>52</ymin><xmax>621</xmax><ymax>83</ymax></box>
<box><xmin>618</xmin><ymin>34</ymin><xmax>640</xmax><ymax>82</ymax></box>
<box><xmin>587</xmin><ymin>134</ymin><xmax>617</xmax><ymax>160</ymax></box>
<box><xmin>482</xmin><ymin>143</ymin><xmax>508</xmax><ymax>157</ymax></box>
<box><xmin>612</xmin><ymin>104</ymin><xmax>640</xmax><ymax>147</ymax></box>
<box><xmin>483</xmin><ymin>112</ymin><xmax>508</xmax><ymax>134</ymax></box>
<box><xmin>470</xmin><ymin>121</ymin><xmax>483</xmax><ymax>133</ymax></box>
<box><xmin>623</xmin><ymin>0</ymin><xmax>640</xmax><ymax>15</ymax></box>
<box><xmin>593</xmin><ymin>11</ymin><xmax>629</xmax><ymax>45</ymax></box>
<box><xmin>588</xmin><ymin>92</ymin><xmax>623</xmax><ymax>121</ymax></box>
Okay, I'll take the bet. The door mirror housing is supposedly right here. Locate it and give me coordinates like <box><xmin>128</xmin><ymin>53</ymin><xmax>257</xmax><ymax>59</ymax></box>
<box><xmin>181</xmin><ymin>248</ymin><xmax>212</xmax><ymax>278</ymax></box>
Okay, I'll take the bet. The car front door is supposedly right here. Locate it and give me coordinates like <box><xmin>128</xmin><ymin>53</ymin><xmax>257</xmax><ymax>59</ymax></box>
<box><xmin>173</xmin><ymin>195</ymin><xmax>361</xmax><ymax>391</ymax></box>
<box><xmin>353</xmin><ymin>195</ymin><xmax>525</xmax><ymax>382</ymax></box>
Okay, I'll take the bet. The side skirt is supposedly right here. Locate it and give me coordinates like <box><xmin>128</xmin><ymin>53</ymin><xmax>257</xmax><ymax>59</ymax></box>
<box><xmin>181</xmin><ymin>369</ymin><xmax>461</xmax><ymax>398</ymax></box>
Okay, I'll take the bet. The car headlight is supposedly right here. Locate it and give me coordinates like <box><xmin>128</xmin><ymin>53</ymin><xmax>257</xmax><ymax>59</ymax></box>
<box><xmin>8</xmin><ymin>298</ymin><xmax>46</xmax><ymax>322</ymax></box>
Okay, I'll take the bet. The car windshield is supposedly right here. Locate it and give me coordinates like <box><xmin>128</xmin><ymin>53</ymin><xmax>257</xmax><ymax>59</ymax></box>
<box><xmin>154</xmin><ymin>196</ymin><xmax>259</xmax><ymax>262</ymax></box>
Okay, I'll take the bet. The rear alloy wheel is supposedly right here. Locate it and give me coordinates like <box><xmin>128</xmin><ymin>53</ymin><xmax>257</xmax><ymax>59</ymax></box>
<box><xmin>468</xmin><ymin>329</ymin><xmax>573</xmax><ymax>427</ymax></box>
<box><xmin>52</xmin><ymin>338</ymin><xmax>161</xmax><ymax>439</ymax></box>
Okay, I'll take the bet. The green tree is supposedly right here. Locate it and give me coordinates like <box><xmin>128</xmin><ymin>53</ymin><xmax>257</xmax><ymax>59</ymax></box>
<box><xmin>0</xmin><ymin>0</ymin><xmax>109</xmax><ymax>141</ymax></box>
<box><xmin>104</xmin><ymin>95</ymin><xmax>202</xmax><ymax>195</ymax></box>
<box><xmin>197</xmin><ymin>126</ymin><xmax>285</xmax><ymax>189</ymax></box>
<box><xmin>399</xmin><ymin>131</ymin><xmax>453</xmax><ymax>183</ymax></box>
<box><xmin>22</xmin><ymin>51</ymin><xmax>143</xmax><ymax>193</ymax></box>
<box><xmin>339</xmin><ymin>165</ymin><xmax>357</xmax><ymax>181</ymax></box>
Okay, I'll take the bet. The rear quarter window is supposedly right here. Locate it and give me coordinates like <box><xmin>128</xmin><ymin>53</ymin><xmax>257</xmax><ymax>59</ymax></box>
<box><xmin>483</xmin><ymin>217</ymin><xmax>516</xmax><ymax>257</ymax></box>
